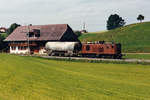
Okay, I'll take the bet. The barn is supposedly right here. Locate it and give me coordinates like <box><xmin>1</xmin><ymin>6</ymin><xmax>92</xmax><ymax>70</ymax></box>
<box><xmin>4</xmin><ymin>24</ymin><xmax>79</xmax><ymax>54</ymax></box>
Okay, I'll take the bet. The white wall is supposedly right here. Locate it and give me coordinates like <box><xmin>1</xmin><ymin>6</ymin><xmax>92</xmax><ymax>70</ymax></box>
<box><xmin>39</xmin><ymin>48</ymin><xmax>46</xmax><ymax>54</ymax></box>
<box><xmin>10</xmin><ymin>46</ymin><xmax>47</xmax><ymax>55</ymax></box>
<box><xmin>10</xmin><ymin>46</ymin><xmax>28</xmax><ymax>54</ymax></box>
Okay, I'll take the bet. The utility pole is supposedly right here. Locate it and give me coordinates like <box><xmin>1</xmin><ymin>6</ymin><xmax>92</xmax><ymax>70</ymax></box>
<box><xmin>83</xmin><ymin>22</ymin><xmax>86</xmax><ymax>30</ymax></box>
<box><xmin>27</xmin><ymin>24</ymin><xmax>31</xmax><ymax>55</ymax></box>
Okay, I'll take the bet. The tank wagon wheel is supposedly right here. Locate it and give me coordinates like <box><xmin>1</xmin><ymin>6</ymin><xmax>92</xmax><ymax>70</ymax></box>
<box><xmin>64</xmin><ymin>53</ymin><xmax>73</xmax><ymax>57</ymax></box>
<box><xmin>51</xmin><ymin>52</ymin><xmax>56</xmax><ymax>56</ymax></box>
<box><xmin>61</xmin><ymin>53</ymin><xmax>65</xmax><ymax>57</ymax></box>
<box><xmin>83</xmin><ymin>54</ymin><xmax>88</xmax><ymax>58</ymax></box>
<box><xmin>48</xmin><ymin>53</ymin><xmax>52</xmax><ymax>56</ymax></box>
<box><xmin>47</xmin><ymin>50</ymin><xmax>52</xmax><ymax>56</ymax></box>
<box><xmin>48</xmin><ymin>52</ymin><xmax>52</xmax><ymax>56</ymax></box>
<box><xmin>117</xmin><ymin>55</ymin><xmax>122</xmax><ymax>59</ymax></box>
<box><xmin>64</xmin><ymin>53</ymin><xmax>69</xmax><ymax>57</ymax></box>
<box><xmin>81</xmin><ymin>54</ymin><xmax>84</xmax><ymax>57</ymax></box>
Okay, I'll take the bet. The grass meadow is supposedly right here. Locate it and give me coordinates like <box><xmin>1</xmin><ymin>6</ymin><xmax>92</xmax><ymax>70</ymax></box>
<box><xmin>0</xmin><ymin>33</ymin><xmax>8</xmax><ymax>39</ymax></box>
<box><xmin>124</xmin><ymin>54</ymin><xmax>150</xmax><ymax>60</ymax></box>
<box><xmin>0</xmin><ymin>54</ymin><xmax>150</xmax><ymax>100</ymax></box>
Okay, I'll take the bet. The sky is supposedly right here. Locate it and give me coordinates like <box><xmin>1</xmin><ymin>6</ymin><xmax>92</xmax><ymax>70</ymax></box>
<box><xmin>0</xmin><ymin>0</ymin><xmax>150</xmax><ymax>32</ymax></box>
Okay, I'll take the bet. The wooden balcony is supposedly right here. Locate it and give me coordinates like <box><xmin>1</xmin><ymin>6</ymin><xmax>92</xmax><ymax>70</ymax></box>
<box><xmin>9</xmin><ymin>43</ymin><xmax>37</xmax><ymax>46</ymax></box>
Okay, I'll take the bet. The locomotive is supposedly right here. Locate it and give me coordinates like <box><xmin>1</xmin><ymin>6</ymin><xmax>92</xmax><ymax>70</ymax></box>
<box><xmin>45</xmin><ymin>41</ymin><xmax>122</xmax><ymax>59</ymax></box>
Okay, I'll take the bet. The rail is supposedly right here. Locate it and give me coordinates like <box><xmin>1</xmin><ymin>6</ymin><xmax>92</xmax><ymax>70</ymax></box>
<box><xmin>40</xmin><ymin>56</ymin><xmax>150</xmax><ymax>64</ymax></box>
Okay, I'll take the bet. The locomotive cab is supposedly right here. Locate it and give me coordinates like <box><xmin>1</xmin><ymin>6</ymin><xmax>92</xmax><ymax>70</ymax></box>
<box><xmin>80</xmin><ymin>41</ymin><xmax>122</xmax><ymax>59</ymax></box>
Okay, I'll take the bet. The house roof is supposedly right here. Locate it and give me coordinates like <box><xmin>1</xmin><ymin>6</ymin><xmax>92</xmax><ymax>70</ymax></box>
<box><xmin>4</xmin><ymin>24</ymin><xmax>70</xmax><ymax>41</ymax></box>
<box><xmin>0</xmin><ymin>27</ymin><xmax>7</xmax><ymax>30</ymax></box>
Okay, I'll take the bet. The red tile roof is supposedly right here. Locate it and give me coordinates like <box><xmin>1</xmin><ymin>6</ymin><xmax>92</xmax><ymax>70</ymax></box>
<box><xmin>5</xmin><ymin>24</ymin><xmax>69</xmax><ymax>41</ymax></box>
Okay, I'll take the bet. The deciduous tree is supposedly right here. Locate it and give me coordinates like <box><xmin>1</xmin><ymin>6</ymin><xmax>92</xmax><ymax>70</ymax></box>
<box><xmin>107</xmin><ymin>14</ymin><xmax>126</xmax><ymax>30</ymax></box>
<box><xmin>137</xmin><ymin>14</ymin><xmax>144</xmax><ymax>22</ymax></box>
<box><xmin>7</xmin><ymin>23</ymin><xmax>21</xmax><ymax>34</ymax></box>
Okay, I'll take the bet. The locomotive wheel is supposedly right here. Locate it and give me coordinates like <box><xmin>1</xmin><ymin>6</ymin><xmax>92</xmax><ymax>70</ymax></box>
<box><xmin>89</xmin><ymin>54</ymin><xmax>96</xmax><ymax>58</ymax></box>
<box><xmin>81</xmin><ymin>54</ymin><xmax>86</xmax><ymax>57</ymax></box>
<box><xmin>116</xmin><ymin>55</ymin><xmax>122</xmax><ymax>59</ymax></box>
<box><xmin>97</xmin><ymin>55</ymin><xmax>102</xmax><ymax>58</ymax></box>
<box><xmin>112</xmin><ymin>55</ymin><xmax>120</xmax><ymax>59</ymax></box>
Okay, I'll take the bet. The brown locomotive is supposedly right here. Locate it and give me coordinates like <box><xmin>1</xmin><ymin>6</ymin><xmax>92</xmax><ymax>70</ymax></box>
<box><xmin>80</xmin><ymin>41</ymin><xmax>122</xmax><ymax>59</ymax></box>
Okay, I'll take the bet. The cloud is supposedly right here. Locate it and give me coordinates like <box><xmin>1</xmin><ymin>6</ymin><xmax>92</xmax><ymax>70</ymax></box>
<box><xmin>0</xmin><ymin>0</ymin><xmax>150</xmax><ymax>31</ymax></box>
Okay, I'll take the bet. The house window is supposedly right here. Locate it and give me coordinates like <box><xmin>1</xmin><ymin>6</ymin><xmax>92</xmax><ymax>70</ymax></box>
<box><xmin>11</xmin><ymin>46</ymin><xmax>16</xmax><ymax>50</ymax></box>
<box><xmin>18</xmin><ymin>46</ymin><xmax>21</xmax><ymax>50</ymax></box>
<box><xmin>28</xmin><ymin>29</ymin><xmax>40</xmax><ymax>37</ymax></box>
<box><xmin>34</xmin><ymin>29</ymin><xmax>40</xmax><ymax>37</ymax></box>
<box><xmin>29</xmin><ymin>32</ymin><xmax>35</xmax><ymax>37</ymax></box>
<box><xmin>18</xmin><ymin>46</ymin><xmax>27</xmax><ymax>50</ymax></box>
<box><xmin>86</xmin><ymin>45</ymin><xmax>90</xmax><ymax>51</ymax></box>
<box><xmin>21</xmin><ymin>46</ymin><xmax>24</xmax><ymax>50</ymax></box>
<box><xmin>24</xmin><ymin>46</ymin><xmax>27</xmax><ymax>50</ymax></box>
<box><xmin>106</xmin><ymin>46</ymin><xmax>109</xmax><ymax>49</ymax></box>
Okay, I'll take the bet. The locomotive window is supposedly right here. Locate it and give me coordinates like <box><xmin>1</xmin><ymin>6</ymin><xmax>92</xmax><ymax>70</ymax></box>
<box><xmin>86</xmin><ymin>45</ymin><xmax>90</xmax><ymax>51</ymax></box>
<box><xmin>99</xmin><ymin>48</ymin><xmax>104</xmax><ymax>52</ymax></box>
<box><xmin>106</xmin><ymin>46</ymin><xmax>109</xmax><ymax>49</ymax></box>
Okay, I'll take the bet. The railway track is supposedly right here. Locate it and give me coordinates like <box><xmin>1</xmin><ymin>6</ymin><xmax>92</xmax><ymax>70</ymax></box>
<box><xmin>41</xmin><ymin>56</ymin><xmax>150</xmax><ymax>64</ymax></box>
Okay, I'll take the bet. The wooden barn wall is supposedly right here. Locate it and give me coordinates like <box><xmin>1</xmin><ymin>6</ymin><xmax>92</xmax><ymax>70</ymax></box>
<box><xmin>60</xmin><ymin>26</ymin><xmax>79</xmax><ymax>42</ymax></box>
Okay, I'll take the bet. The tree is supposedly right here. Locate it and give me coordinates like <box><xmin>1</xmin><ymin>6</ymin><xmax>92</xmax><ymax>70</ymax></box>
<box><xmin>0</xmin><ymin>34</ymin><xmax>8</xmax><ymax>52</ymax></box>
<box><xmin>107</xmin><ymin>14</ymin><xmax>126</xmax><ymax>30</ymax></box>
<box><xmin>137</xmin><ymin>14</ymin><xmax>144</xmax><ymax>22</ymax></box>
<box><xmin>74</xmin><ymin>31</ymin><xmax>82</xmax><ymax>37</ymax></box>
<box><xmin>7</xmin><ymin>23</ymin><xmax>21</xmax><ymax>34</ymax></box>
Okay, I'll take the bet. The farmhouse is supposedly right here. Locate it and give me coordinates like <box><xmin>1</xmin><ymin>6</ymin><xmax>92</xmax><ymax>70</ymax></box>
<box><xmin>4</xmin><ymin>24</ymin><xmax>79</xmax><ymax>54</ymax></box>
<box><xmin>0</xmin><ymin>27</ymin><xmax>7</xmax><ymax>33</ymax></box>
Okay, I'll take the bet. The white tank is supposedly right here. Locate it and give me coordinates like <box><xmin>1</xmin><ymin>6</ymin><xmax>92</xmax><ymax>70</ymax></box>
<box><xmin>45</xmin><ymin>42</ymin><xmax>80</xmax><ymax>51</ymax></box>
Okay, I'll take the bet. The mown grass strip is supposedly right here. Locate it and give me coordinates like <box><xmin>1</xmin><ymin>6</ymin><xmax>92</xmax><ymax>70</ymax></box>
<box><xmin>0</xmin><ymin>54</ymin><xmax>150</xmax><ymax>100</ymax></box>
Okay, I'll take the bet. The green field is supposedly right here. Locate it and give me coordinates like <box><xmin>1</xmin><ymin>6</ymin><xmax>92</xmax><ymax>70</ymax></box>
<box><xmin>79</xmin><ymin>22</ymin><xmax>150</xmax><ymax>53</ymax></box>
<box><xmin>0</xmin><ymin>54</ymin><xmax>150</xmax><ymax>100</ymax></box>
<box><xmin>0</xmin><ymin>33</ymin><xmax>8</xmax><ymax>38</ymax></box>
<box><xmin>124</xmin><ymin>54</ymin><xmax>150</xmax><ymax>60</ymax></box>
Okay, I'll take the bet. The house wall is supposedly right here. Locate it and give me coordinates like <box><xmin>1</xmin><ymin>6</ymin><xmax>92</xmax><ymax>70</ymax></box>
<box><xmin>10</xmin><ymin>46</ymin><xmax>28</xmax><ymax>54</ymax></box>
<box><xmin>39</xmin><ymin>48</ymin><xmax>46</xmax><ymax>54</ymax></box>
<box><xmin>0</xmin><ymin>29</ymin><xmax>6</xmax><ymax>33</ymax></box>
<box><xmin>10</xmin><ymin>46</ymin><xmax>46</xmax><ymax>55</ymax></box>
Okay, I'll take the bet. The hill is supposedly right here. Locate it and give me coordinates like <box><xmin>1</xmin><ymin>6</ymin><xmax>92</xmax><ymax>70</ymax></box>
<box><xmin>0</xmin><ymin>33</ymin><xmax>8</xmax><ymax>51</ymax></box>
<box><xmin>79</xmin><ymin>22</ymin><xmax>150</xmax><ymax>53</ymax></box>
<box><xmin>0</xmin><ymin>33</ymin><xmax>7</xmax><ymax>40</ymax></box>
<box><xmin>0</xmin><ymin>54</ymin><xmax>150</xmax><ymax>100</ymax></box>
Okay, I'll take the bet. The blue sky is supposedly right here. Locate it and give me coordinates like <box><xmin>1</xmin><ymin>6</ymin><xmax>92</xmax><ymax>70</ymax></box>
<box><xmin>0</xmin><ymin>0</ymin><xmax>150</xmax><ymax>32</ymax></box>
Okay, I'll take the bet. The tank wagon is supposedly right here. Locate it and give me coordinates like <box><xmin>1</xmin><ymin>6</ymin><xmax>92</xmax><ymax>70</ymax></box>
<box><xmin>45</xmin><ymin>42</ymin><xmax>81</xmax><ymax>56</ymax></box>
<box><xmin>45</xmin><ymin>41</ymin><xmax>122</xmax><ymax>59</ymax></box>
